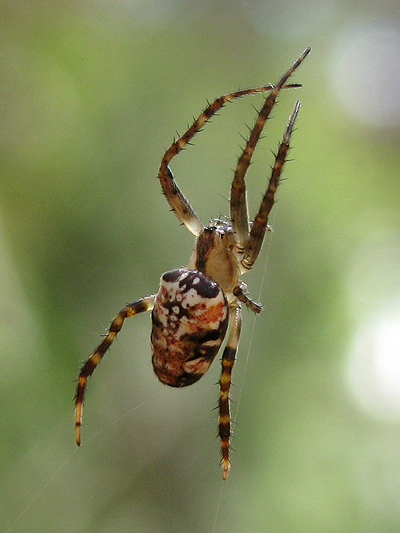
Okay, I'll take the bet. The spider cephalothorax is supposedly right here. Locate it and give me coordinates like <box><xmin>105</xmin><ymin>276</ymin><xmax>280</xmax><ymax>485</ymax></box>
<box><xmin>75</xmin><ymin>47</ymin><xmax>310</xmax><ymax>479</ymax></box>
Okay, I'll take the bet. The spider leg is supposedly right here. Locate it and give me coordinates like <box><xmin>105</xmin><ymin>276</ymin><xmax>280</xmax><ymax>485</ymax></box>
<box><xmin>158</xmin><ymin>83</ymin><xmax>303</xmax><ymax>237</ymax></box>
<box><xmin>75</xmin><ymin>295</ymin><xmax>155</xmax><ymax>445</ymax></box>
<box><xmin>241</xmin><ymin>100</ymin><xmax>301</xmax><ymax>272</ymax></box>
<box><xmin>230</xmin><ymin>47</ymin><xmax>311</xmax><ymax>247</ymax></box>
<box><xmin>219</xmin><ymin>303</ymin><xmax>242</xmax><ymax>480</ymax></box>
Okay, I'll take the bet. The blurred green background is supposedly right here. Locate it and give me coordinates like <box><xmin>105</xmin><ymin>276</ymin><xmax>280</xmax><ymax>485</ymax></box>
<box><xmin>2</xmin><ymin>1</ymin><xmax>400</xmax><ymax>532</ymax></box>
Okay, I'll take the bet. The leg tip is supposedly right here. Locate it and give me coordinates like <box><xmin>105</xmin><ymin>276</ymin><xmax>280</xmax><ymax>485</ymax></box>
<box><xmin>222</xmin><ymin>460</ymin><xmax>230</xmax><ymax>480</ymax></box>
<box><xmin>75</xmin><ymin>425</ymin><xmax>82</xmax><ymax>446</ymax></box>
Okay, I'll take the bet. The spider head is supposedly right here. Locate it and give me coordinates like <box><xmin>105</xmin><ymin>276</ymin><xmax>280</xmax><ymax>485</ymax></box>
<box><xmin>207</xmin><ymin>217</ymin><xmax>233</xmax><ymax>234</ymax></box>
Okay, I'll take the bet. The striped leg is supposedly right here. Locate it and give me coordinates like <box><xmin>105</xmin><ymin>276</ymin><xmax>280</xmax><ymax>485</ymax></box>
<box><xmin>230</xmin><ymin>47</ymin><xmax>311</xmax><ymax>247</ymax></box>
<box><xmin>158</xmin><ymin>83</ymin><xmax>302</xmax><ymax>238</ymax></box>
<box><xmin>241</xmin><ymin>100</ymin><xmax>301</xmax><ymax>272</ymax></box>
<box><xmin>219</xmin><ymin>304</ymin><xmax>242</xmax><ymax>480</ymax></box>
<box><xmin>75</xmin><ymin>295</ymin><xmax>155</xmax><ymax>445</ymax></box>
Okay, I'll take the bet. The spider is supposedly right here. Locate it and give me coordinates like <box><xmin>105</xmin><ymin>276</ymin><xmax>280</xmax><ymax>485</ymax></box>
<box><xmin>75</xmin><ymin>47</ymin><xmax>310</xmax><ymax>480</ymax></box>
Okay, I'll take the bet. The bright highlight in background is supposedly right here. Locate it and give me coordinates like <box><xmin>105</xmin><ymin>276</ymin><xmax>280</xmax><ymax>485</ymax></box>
<box><xmin>329</xmin><ymin>19</ymin><xmax>400</xmax><ymax>128</ymax></box>
<box><xmin>347</xmin><ymin>306</ymin><xmax>400</xmax><ymax>421</ymax></box>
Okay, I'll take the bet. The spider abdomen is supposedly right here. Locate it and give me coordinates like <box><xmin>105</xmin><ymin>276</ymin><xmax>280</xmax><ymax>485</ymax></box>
<box><xmin>151</xmin><ymin>268</ymin><xmax>229</xmax><ymax>387</ymax></box>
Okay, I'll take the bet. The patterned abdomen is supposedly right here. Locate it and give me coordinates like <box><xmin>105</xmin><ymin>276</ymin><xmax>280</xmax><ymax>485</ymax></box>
<box><xmin>151</xmin><ymin>268</ymin><xmax>229</xmax><ymax>387</ymax></box>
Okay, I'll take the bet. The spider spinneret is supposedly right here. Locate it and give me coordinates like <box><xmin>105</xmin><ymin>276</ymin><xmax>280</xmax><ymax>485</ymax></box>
<box><xmin>75</xmin><ymin>47</ymin><xmax>310</xmax><ymax>480</ymax></box>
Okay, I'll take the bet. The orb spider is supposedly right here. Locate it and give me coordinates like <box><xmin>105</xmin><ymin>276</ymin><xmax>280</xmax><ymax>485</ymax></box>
<box><xmin>75</xmin><ymin>47</ymin><xmax>310</xmax><ymax>479</ymax></box>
